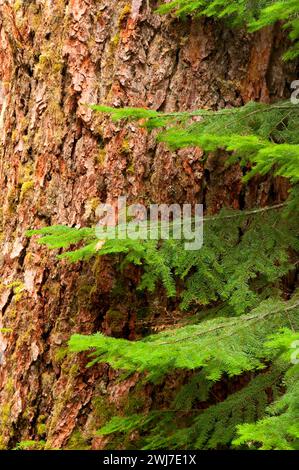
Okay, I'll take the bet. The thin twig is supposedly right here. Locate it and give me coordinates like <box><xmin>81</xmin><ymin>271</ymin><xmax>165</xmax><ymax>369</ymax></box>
<box><xmin>204</xmin><ymin>202</ymin><xmax>286</xmax><ymax>222</ymax></box>
<box><xmin>157</xmin><ymin>301</ymin><xmax>299</xmax><ymax>345</ymax></box>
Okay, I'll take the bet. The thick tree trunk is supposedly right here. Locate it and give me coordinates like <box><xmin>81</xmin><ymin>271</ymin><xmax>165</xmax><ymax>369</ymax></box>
<box><xmin>0</xmin><ymin>0</ymin><xmax>296</xmax><ymax>449</ymax></box>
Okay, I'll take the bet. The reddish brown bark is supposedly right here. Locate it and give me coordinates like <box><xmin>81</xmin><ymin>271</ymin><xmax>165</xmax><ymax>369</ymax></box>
<box><xmin>0</xmin><ymin>0</ymin><xmax>296</xmax><ymax>449</ymax></box>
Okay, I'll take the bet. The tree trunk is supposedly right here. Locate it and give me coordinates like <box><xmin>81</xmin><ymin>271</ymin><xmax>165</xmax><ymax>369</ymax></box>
<box><xmin>0</xmin><ymin>0</ymin><xmax>296</xmax><ymax>449</ymax></box>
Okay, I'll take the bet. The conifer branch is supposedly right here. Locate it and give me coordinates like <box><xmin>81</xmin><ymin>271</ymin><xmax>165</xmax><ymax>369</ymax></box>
<box><xmin>158</xmin><ymin>301</ymin><xmax>299</xmax><ymax>345</ymax></box>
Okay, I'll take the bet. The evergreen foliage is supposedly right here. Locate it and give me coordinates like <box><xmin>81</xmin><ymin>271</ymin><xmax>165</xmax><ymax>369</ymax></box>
<box><xmin>27</xmin><ymin>206</ymin><xmax>299</xmax><ymax>313</ymax></box>
<box><xmin>234</xmin><ymin>329</ymin><xmax>299</xmax><ymax>450</ymax></box>
<box><xmin>69</xmin><ymin>296</ymin><xmax>299</xmax><ymax>381</ymax></box>
<box><xmin>71</xmin><ymin>324</ymin><xmax>299</xmax><ymax>449</ymax></box>
<box><xmin>91</xmin><ymin>101</ymin><xmax>299</xmax><ymax>186</ymax></box>
<box><xmin>156</xmin><ymin>0</ymin><xmax>299</xmax><ymax>60</ymax></box>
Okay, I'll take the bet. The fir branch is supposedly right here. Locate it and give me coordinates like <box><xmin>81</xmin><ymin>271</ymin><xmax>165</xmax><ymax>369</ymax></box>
<box><xmin>158</xmin><ymin>300</ymin><xmax>299</xmax><ymax>345</ymax></box>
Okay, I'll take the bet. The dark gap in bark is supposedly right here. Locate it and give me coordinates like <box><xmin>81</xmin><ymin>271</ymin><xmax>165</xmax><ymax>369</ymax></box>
<box><xmin>1</xmin><ymin>290</ymin><xmax>14</xmax><ymax>316</ymax></box>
